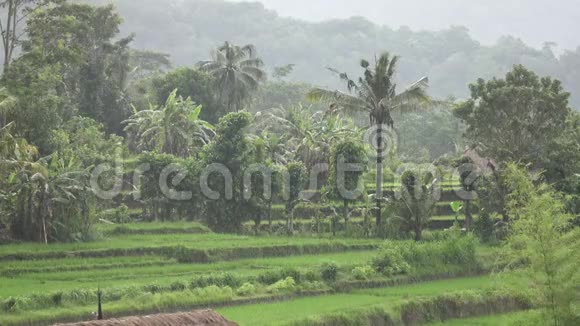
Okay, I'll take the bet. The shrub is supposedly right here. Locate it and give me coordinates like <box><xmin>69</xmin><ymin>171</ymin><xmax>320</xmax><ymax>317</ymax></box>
<box><xmin>370</xmin><ymin>237</ymin><xmax>478</xmax><ymax>276</ymax></box>
<box><xmin>281</xmin><ymin>267</ymin><xmax>302</xmax><ymax>283</ymax></box>
<box><xmin>473</xmin><ymin>212</ymin><xmax>497</xmax><ymax>243</ymax></box>
<box><xmin>189</xmin><ymin>273</ymin><xmax>242</xmax><ymax>289</ymax></box>
<box><xmin>257</xmin><ymin>268</ymin><xmax>302</xmax><ymax>285</ymax></box>
<box><xmin>51</xmin><ymin>292</ymin><xmax>63</xmax><ymax>306</ymax></box>
<box><xmin>266</xmin><ymin>277</ymin><xmax>296</xmax><ymax>293</ymax></box>
<box><xmin>303</xmin><ymin>269</ymin><xmax>320</xmax><ymax>282</ymax></box>
<box><xmin>169</xmin><ymin>281</ymin><xmax>186</xmax><ymax>292</ymax></box>
<box><xmin>351</xmin><ymin>265</ymin><xmax>376</xmax><ymax>280</ymax></box>
<box><xmin>400</xmin><ymin>290</ymin><xmax>533</xmax><ymax>325</ymax></box>
<box><xmin>3</xmin><ymin>297</ymin><xmax>17</xmax><ymax>312</ymax></box>
<box><xmin>191</xmin><ymin>285</ymin><xmax>234</xmax><ymax>303</ymax></box>
<box><xmin>371</xmin><ymin>248</ymin><xmax>410</xmax><ymax>276</ymax></box>
<box><xmin>257</xmin><ymin>270</ymin><xmax>282</xmax><ymax>285</ymax></box>
<box><xmin>143</xmin><ymin>283</ymin><xmax>163</xmax><ymax>294</ymax></box>
<box><xmin>320</xmin><ymin>262</ymin><xmax>338</xmax><ymax>282</ymax></box>
<box><xmin>236</xmin><ymin>282</ymin><xmax>256</xmax><ymax>296</ymax></box>
<box><xmin>299</xmin><ymin>281</ymin><xmax>327</xmax><ymax>292</ymax></box>
<box><xmin>421</xmin><ymin>230</ymin><xmax>453</xmax><ymax>242</ymax></box>
<box><xmin>440</xmin><ymin>235</ymin><xmax>477</xmax><ymax>265</ymax></box>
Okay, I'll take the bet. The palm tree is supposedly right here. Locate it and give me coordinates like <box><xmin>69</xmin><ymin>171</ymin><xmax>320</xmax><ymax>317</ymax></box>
<box><xmin>198</xmin><ymin>42</ymin><xmax>266</xmax><ymax>112</ymax></box>
<box><xmin>254</xmin><ymin>106</ymin><xmax>359</xmax><ymax>172</ymax></box>
<box><xmin>123</xmin><ymin>89</ymin><xmax>214</xmax><ymax>157</ymax></box>
<box><xmin>308</xmin><ymin>52</ymin><xmax>431</xmax><ymax>227</ymax></box>
<box><xmin>255</xmin><ymin>131</ymin><xmax>289</xmax><ymax>164</ymax></box>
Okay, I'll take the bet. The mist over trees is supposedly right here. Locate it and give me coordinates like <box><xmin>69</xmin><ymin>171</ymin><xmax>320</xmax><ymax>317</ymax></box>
<box><xmin>88</xmin><ymin>0</ymin><xmax>580</xmax><ymax>108</ymax></box>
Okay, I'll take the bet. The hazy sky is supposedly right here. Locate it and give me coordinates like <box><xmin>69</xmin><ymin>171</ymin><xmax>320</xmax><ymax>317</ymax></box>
<box><xmin>230</xmin><ymin>0</ymin><xmax>580</xmax><ymax>50</ymax></box>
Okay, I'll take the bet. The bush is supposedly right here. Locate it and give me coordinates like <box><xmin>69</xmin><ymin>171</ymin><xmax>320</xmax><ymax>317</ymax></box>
<box><xmin>51</xmin><ymin>292</ymin><xmax>63</xmax><ymax>306</ymax></box>
<box><xmin>441</xmin><ymin>235</ymin><xmax>477</xmax><ymax>265</ymax></box>
<box><xmin>473</xmin><ymin>212</ymin><xmax>497</xmax><ymax>243</ymax></box>
<box><xmin>281</xmin><ymin>267</ymin><xmax>302</xmax><ymax>283</ymax></box>
<box><xmin>351</xmin><ymin>265</ymin><xmax>376</xmax><ymax>280</ymax></box>
<box><xmin>257</xmin><ymin>268</ymin><xmax>302</xmax><ymax>285</ymax></box>
<box><xmin>266</xmin><ymin>277</ymin><xmax>296</xmax><ymax>293</ymax></box>
<box><xmin>370</xmin><ymin>237</ymin><xmax>478</xmax><ymax>276</ymax></box>
<box><xmin>421</xmin><ymin>230</ymin><xmax>454</xmax><ymax>242</ymax></box>
<box><xmin>236</xmin><ymin>282</ymin><xmax>256</xmax><ymax>296</ymax></box>
<box><xmin>400</xmin><ymin>290</ymin><xmax>533</xmax><ymax>325</ymax></box>
<box><xmin>189</xmin><ymin>273</ymin><xmax>242</xmax><ymax>289</ymax></box>
<box><xmin>3</xmin><ymin>297</ymin><xmax>17</xmax><ymax>312</ymax></box>
<box><xmin>371</xmin><ymin>248</ymin><xmax>410</xmax><ymax>276</ymax></box>
<box><xmin>299</xmin><ymin>281</ymin><xmax>327</xmax><ymax>292</ymax></box>
<box><xmin>320</xmin><ymin>262</ymin><xmax>338</xmax><ymax>282</ymax></box>
<box><xmin>169</xmin><ymin>281</ymin><xmax>186</xmax><ymax>292</ymax></box>
<box><xmin>303</xmin><ymin>269</ymin><xmax>320</xmax><ymax>282</ymax></box>
<box><xmin>191</xmin><ymin>285</ymin><xmax>234</xmax><ymax>303</ymax></box>
<box><xmin>143</xmin><ymin>283</ymin><xmax>163</xmax><ymax>294</ymax></box>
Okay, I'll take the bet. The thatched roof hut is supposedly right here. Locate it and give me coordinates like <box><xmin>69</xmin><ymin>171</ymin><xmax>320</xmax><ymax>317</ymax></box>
<box><xmin>54</xmin><ymin>310</ymin><xmax>238</xmax><ymax>326</ymax></box>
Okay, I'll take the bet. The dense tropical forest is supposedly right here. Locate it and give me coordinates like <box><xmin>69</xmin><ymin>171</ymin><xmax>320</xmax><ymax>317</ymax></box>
<box><xmin>0</xmin><ymin>0</ymin><xmax>578</xmax><ymax>325</ymax></box>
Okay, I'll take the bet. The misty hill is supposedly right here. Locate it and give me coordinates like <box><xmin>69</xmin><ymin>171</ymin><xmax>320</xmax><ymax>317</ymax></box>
<box><xmin>233</xmin><ymin>0</ymin><xmax>580</xmax><ymax>50</ymax></box>
<box><xmin>95</xmin><ymin>0</ymin><xmax>580</xmax><ymax>107</ymax></box>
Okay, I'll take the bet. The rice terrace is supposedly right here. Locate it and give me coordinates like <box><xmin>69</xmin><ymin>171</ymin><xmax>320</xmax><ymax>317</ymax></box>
<box><xmin>0</xmin><ymin>0</ymin><xmax>579</xmax><ymax>325</ymax></box>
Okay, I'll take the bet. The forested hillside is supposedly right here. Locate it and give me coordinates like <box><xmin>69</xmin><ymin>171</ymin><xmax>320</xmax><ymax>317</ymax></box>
<box><xmin>91</xmin><ymin>0</ymin><xmax>580</xmax><ymax>107</ymax></box>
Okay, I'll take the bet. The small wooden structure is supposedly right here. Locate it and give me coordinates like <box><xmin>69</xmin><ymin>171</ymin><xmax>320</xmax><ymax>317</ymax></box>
<box><xmin>54</xmin><ymin>309</ymin><xmax>238</xmax><ymax>326</ymax></box>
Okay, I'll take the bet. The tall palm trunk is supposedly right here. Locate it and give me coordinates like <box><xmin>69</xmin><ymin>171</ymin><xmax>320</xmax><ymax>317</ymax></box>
<box><xmin>464</xmin><ymin>200</ymin><xmax>473</xmax><ymax>230</ymax></box>
<box><xmin>343</xmin><ymin>199</ymin><xmax>349</xmax><ymax>234</ymax></box>
<box><xmin>267</xmin><ymin>200</ymin><xmax>273</xmax><ymax>234</ymax></box>
<box><xmin>375</xmin><ymin>124</ymin><xmax>383</xmax><ymax>227</ymax></box>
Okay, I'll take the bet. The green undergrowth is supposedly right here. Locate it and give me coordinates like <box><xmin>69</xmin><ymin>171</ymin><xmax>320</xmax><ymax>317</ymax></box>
<box><xmin>0</xmin><ymin>234</ymin><xmax>380</xmax><ymax>262</ymax></box>
<box><xmin>426</xmin><ymin>310</ymin><xmax>542</xmax><ymax>325</ymax></box>
<box><xmin>0</xmin><ymin>251</ymin><xmax>378</xmax><ymax>298</ymax></box>
<box><xmin>96</xmin><ymin>221</ymin><xmax>211</xmax><ymax>236</ymax></box>
<box><xmin>218</xmin><ymin>276</ymin><xmax>533</xmax><ymax>326</ymax></box>
<box><xmin>0</xmin><ymin>251</ymin><xmax>498</xmax><ymax>325</ymax></box>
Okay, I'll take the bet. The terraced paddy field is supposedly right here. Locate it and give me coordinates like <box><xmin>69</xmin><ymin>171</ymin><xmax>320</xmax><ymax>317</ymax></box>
<box><xmin>426</xmin><ymin>310</ymin><xmax>541</xmax><ymax>325</ymax></box>
<box><xmin>0</xmin><ymin>222</ymin><xmax>532</xmax><ymax>326</ymax></box>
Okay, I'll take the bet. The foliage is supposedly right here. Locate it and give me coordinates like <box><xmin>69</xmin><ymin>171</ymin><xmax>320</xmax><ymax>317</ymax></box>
<box><xmin>134</xmin><ymin>152</ymin><xmax>202</xmax><ymax>222</ymax></box>
<box><xmin>197</xmin><ymin>41</ymin><xmax>266</xmax><ymax>112</ymax></box>
<box><xmin>16</xmin><ymin>2</ymin><xmax>133</xmax><ymax>135</ymax></box>
<box><xmin>320</xmin><ymin>262</ymin><xmax>339</xmax><ymax>282</ymax></box>
<box><xmin>400</xmin><ymin>290</ymin><xmax>533</xmax><ymax>325</ymax></box>
<box><xmin>124</xmin><ymin>89</ymin><xmax>214</xmax><ymax>157</ymax></box>
<box><xmin>201</xmin><ymin>112</ymin><xmax>255</xmax><ymax>232</ymax></box>
<box><xmin>371</xmin><ymin>236</ymin><xmax>478</xmax><ymax>276</ymax></box>
<box><xmin>251</xmin><ymin>81</ymin><xmax>326</xmax><ymax>114</ymax></box>
<box><xmin>97</xmin><ymin>204</ymin><xmax>130</xmax><ymax>224</ymax></box>
<box><xmin>257</xmin><ymin>267</ymin><xmax>303</xmax><ymax>285</ymax></box>
<box><xmin>140</xmin><ymin>67</ymin><xmax>222</xmax><ymax>123</ymax></box>
<box><xmin>284</xmin><ymin>161</ymin><xmax>307</xmax><ymax>234</ymax></box>
<box><xmin>326</xmin><ymin>138</ymin><xmax>368</xmax><ymax>234</ymax></box>
<box><xmin>455</xmin><ymin>65</ymin><xmax>571</xmax><ymax>173</ymax></box>
<box><xmin>4</xmin><ymin>151</ymin><xmax>95</xmax><ymax>243</ymax></box>
<box><xmin>253</xmin><ymin>105</ymin><xmax>358</xmax><ymax>171</ymax></box>
<box><xmin>392</xmin><ymin>168</ymin><xmax>438</xmax><ymax>241</ymax></box>
<box><xmin>48</xmin><ymin>117</ymin><xmax>123</xmax><ymax>166</ymax></box>
<box><xmin>371</xmin><ymin>247</ymin><xmax>410</xmax><ymax>276</ymax></box>
<box><xmin>236</xmin><ymin>282</ymin><xmax>256</xmax><ymax>296</ymax></box>
<box><xmin>503</xmin><ymin>164</ymin><xmax>579</xmax><ymax>325</ymax></box>
<box><xmin>93</xmin><ymin>0</ymin><xmax>580</xmax><ymax>109</ymax></box>
<box><xmin>351</xmin><ymin>265</ymin><xmax>376</xmax><ymax>280</ymax></box>
<box><xmin>308</xmin><ymin>52</ymin><xmax>431</xmax><ymax>227</ymax></box>
<box><xmin>266</xmin><ymin>276</ymin><xmax>296</xmax><ymax>293</ymax></box>
<box><xmin>397</xmin><ymin>107</ymin><xmax>463</xmax><ymax>161</ymax></box>
<box><xmin>473</xmin><ymin>213</ymin><xmax>499</xmax><ymax>244</ymax></box>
